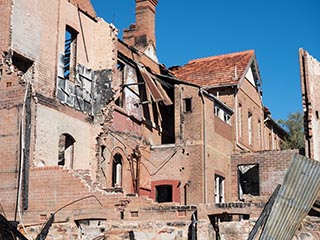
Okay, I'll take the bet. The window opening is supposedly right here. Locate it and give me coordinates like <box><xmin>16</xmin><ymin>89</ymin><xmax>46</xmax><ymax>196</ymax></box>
<box><xmin>238</xmin><ymin>164</ymin><xmax>260</xmax><ymax>200</ymax></box>
<box><xmin>58</xmin><ymin>134</ymin><xmax>75</xmax><ymax>168</ymax></box>
<box><xmin>269</xmin><ymin>132</ymin><xmax>272</xmax><ymax>150</ymax></box>
<box><xmin>215</xmin><ymin>175</ymin><xmax>225</xmax><ymax>203</ymax></box>
<box><xmin>112</xmin><ymin>154</ymin><xmax>122</xmax><ymax>187</ymax></box>
<box><xmin>224</xmin><ymin>112</ymin><xmax>231</xmax><ymax>124</ymax></box>
<box><xmin>238</xmin><ymin>103</ymin><xmax>242</xmax><ymax>138</ymax></box>
<box><xmin>160</xmin><ymin>97</ymin><xmax>175</xmax><ymax>144</ymax></box>
<box><xmin>214</xmin><ymin>105</ymin><xmax>220</xmax><ymax>116</ymax></box>
<box><xmin>248</xmin><ymin>112</ymin><xmax>252</xmax><ymax>145</ymax></box>
<box><xmin>258</xmin><ymin>119</ymin><xmax>261</xmax><ymax>149</ymax></box>
<box><xmin>152</xmin><ymin>102</ymin><xmax>159</xmax><ymax>126</ymax></box>
<box><xmin>156</xmin><ymin>185</ymin><xmax>172</xmax><ymax>203</ymax></box>
<box><xmin>183</xmin><ymin>98</ymin><xmax>192</xmax><ymax>113</ymax></box>
<box><xmin>214</xmin><ymin>103</ymin><xmax>231</xmax><ymax>125</ymax></box>
<box><xmin>116</xmin><ymin>62</ymin><xmax>125</xmax><ymax>107</ymax></box>
<box><xmin>64</xmin><ymin>27</ymin><xmax>77</xmax><ymax>81</ymax></box>
<box><xmin>271</xmin><ymin>127</ymin><xmax>275</xmax><ymax>150</ymax></box>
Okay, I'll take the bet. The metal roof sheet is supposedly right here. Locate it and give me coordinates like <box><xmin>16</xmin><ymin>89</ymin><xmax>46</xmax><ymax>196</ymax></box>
<box><xmin>260</xmin><ymin>154</ymin><xmax>320</xmax><ymax>240</ymax></box>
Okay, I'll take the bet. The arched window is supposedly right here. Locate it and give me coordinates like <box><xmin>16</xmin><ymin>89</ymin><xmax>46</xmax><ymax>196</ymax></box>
<box><xmin>58</xmin><ymin>133</ymin><xmax>75</xmax><ymax>168</ymax></box>
<box><xmin>112</xmin><ymin>153</ymin><xmax>122</xmax><ymax>187</ymax></box>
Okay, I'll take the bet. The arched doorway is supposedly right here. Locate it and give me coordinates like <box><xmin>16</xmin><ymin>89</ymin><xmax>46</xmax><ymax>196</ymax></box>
<box><xmin>58</xmin><ymin>133</ymin><xmax>75</xmax><ymax>168</ymax></box>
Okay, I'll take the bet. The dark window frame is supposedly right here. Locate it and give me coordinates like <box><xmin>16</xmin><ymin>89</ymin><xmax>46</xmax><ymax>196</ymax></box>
<box><xmin>155</xmin><ymin>185</ymin><xmax>173</xmax><ymax>203</ymax></box>
<box><xmin>183</xmin><ymin>98</ymin><xmax>192</xmax><ymax>113</ymax></box>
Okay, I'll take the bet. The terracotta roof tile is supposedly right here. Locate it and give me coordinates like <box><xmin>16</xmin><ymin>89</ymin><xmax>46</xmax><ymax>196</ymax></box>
<box><xmin>171</xmin><ymin>50</ymin><xmax>255</xmax><ymax>87</ymax></box>
<box><xmin>70</xmin><ymin>0</ymin><xmax>96</xmax><ymax>18</ymax></box>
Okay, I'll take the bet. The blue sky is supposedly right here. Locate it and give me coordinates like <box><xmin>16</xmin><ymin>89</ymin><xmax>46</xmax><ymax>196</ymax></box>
<box><xmin>91</xmin><ymin>0</ymin><xmax>320</xmax><ymax>121</ymax></box>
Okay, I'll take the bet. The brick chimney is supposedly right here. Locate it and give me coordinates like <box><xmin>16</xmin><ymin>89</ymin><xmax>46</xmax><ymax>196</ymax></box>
<box><xmin>123</xmin><ymin>0</ymin><xmax>158</xmax><ymax>50</ymax></box>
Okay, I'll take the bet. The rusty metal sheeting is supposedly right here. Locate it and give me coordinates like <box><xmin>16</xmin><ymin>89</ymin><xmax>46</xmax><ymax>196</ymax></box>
<box><xmin>260</xmin><ymin>154</ymin><xmax>320</xmax><ymax>240</ymax></box>
<box><xmin>137</xmin><ymin>65</ymin><xmax>173</xmax><ymax>105</ymax></box>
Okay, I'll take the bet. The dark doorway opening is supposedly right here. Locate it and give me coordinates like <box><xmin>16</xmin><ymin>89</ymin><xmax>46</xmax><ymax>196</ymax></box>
<box><xmin>58</xmin><ymin>133</ymin><xmax>75</xmax><ymax>168</ymax></box>
<box><xmin>238</xmin><ymin>164</ymin><xmax>260</xmax><ymax>199</ymax></box>
<box><xmin>156</xmin><ymin>185</ymin><xmax>172</xmax><ymax>203</ymax></box>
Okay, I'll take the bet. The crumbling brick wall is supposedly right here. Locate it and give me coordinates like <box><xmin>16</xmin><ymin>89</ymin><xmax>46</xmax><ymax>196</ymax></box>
<box><xmin>0</xmin><ymin>52</ymin><xmax>34</xmax><ymax>219</ymax></box>
<box><xmin>0</xmin><ymin>0</ymin><xmax>12</xmax><ymax>52</ymax></box>
<box><xmin>18</xmin><ymin>166</ymin><xmax>197</xmax><ymax>240</ymax></box>
<box><xmin>231</xmin><ymin>149</ymin><xmax>298</xmax><ymax>201</ymax></box>
<box><xmin>0</xmin><ymin>0</ymin><xmax>118</xmax><ymax>220</ymax></box>
<box><xmin>299</xmin><ymin>49</ymin><xmax>320</xmax><ymax>161</ymax></box>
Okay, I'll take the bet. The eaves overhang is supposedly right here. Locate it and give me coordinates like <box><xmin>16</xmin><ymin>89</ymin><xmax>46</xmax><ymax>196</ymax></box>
<box><xmin>155</xmin><ymin>74</ymin><xmax>234</xmax><ymax>114</ymax></box>
<box><xmin>202</xmin><ymin>90</ymin><xmax>234</xmax><ymax>114</ymax></box>
<box><xmin>265</xmin><ymin>116</ymin><xmax>288</xmax><ymax>137</ymax></box>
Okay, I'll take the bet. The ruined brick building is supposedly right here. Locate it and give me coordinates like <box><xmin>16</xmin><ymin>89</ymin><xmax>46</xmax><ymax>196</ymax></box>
<box><xmin>299</xmin><ymin>48</ymin><xmax>320</xmax><ymax>161</ymax></box>
<box><xmin>0</xmin><ymin>0</ymin><xmax>297</xmax><ymax>239</ymax></box>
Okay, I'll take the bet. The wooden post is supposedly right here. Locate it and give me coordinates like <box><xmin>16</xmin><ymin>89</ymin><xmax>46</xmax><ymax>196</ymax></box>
<box><xmin>134</xmin><ymin>145</ymin><xmax>141</xmax><ymax>195</ymax></box>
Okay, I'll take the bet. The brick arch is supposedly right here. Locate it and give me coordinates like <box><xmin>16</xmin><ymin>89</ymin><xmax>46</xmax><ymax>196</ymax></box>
<box><xmin>110</xmin><ymin>146</ymin><xmax>127</xmax><ymax>159</ymax></box>
<box><xmin>107</xmin><ymin>147</ymin><xmax>133</xmax><ymax>193</ymax></box>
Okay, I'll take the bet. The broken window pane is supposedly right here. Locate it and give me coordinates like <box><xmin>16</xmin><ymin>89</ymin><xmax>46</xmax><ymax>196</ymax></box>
<box><xmin>64</xmin><ymin>27</ymin><xmax>77</xmax><ymax>81</ymax></box>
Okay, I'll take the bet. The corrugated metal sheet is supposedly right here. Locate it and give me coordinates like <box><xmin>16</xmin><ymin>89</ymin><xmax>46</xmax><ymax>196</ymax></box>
<box><xmin>260</xmin><ymin>154</ymin><xmax>320</xmax><ymax>240</ymax></box>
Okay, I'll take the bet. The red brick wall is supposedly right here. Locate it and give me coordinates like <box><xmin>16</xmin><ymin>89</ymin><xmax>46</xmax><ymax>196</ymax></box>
<box><xmin>299</xmin><ymin>49</ymin><xmax>320</xmax><ymax>160</ymax></box>
<box><xmin>28</xmin><ymin>167</ymin><xmax>95</xmax><ymax>212</ymax></box>
<box><xmin>0</xmin><ymin>68</ymin><xmax>27</xmax><ymax>219</ymax></box>
<box><xmin>236</xmin><ymin>79</ymin><xmax>264</xmax><ymax>152</ymax></box>
<box><xmin>230</xmin><ymin>150</ymin><xmax>298</xmax><ymax>201</ymax></box>
<box><xmin>19</xmin><ymin>167</ymin><xmax>195</xmax><ymax>224</ymax></box>
<box><xmin>151</xmin><ymin>180</ymin><xmax>181</xmax><ymax>203</ymax></box>
<box><xmin>69</xmin><ymin>0</ymin><xmax>96</xmax><ymax>18</ymax></box>
<box><xmin>148</xmin><ymin>84</ymin><xmax>233</xmax><ymax>205</ymax></box>
<box><xmin>135</xmin><ymin>0</ymin><xmax>157</xmax><ymax>46</ymax></box>
<box><xmin>209</xmin><ymin>79</ymin><xmax>271</xmax><ymax>153</ymax></box>
<box><xmin>214</xmin><ymin>116</ymin><xmax>232</xmax><ymax>141</ymax></box>
<box><xmin>0</xmin><ymin>0</ymin><xmax>11</xmax><ymax>51</ymax></box>
<box><xmin>123</xmin><ymin>0</ymin><xmax>158</xmax><ymax>50</ymax></box>
<box><xmin>1</xmin><ymin>0</ymin><xmax>116</xmax><ymax>175</ymax></box>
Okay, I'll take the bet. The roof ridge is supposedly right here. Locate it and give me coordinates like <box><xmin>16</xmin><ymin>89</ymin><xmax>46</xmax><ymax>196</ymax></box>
<box><xmin>189</xmin><ymin>49</ymin><xmax>255</xmax><ymax>64</ymax></box>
